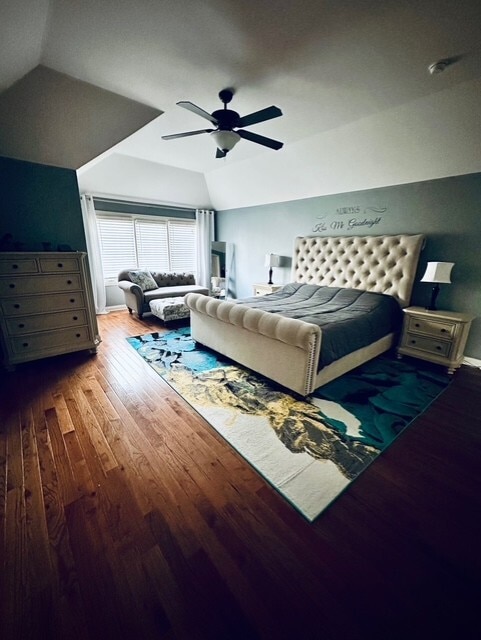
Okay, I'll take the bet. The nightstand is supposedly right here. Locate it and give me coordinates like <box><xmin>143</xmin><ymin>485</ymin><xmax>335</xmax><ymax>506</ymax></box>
<box><xmin>397</xmin><ymin>306</ymin><xmax>474</xmax><ymax>374</ymax></box>
<box><xmin>252</xmin><ymin>283</ymin><xmax>283</xmax><ymax>297</ymax></box>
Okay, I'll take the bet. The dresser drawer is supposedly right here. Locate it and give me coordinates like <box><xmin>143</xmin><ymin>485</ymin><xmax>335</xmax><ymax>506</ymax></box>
<box><xmin>9</xmin><ymin>326</ymin><xmax>93</xmax><ymax>355</ymax></box>
<box><xmin>39</xmin><ymin>257</ymin><xmax>80</xmax><ymax>273</ymax></box>
<box><xmin>0</xmin><ymin>291</ymin><xmax>86</xmax><ymax>316</ymax></box>
<box><xmin>403</xmin><ymin>333</ymin><xmax>451</xmax><ymax>357</ymax></box>
<box><xmin>0</xmin><ymin>273</ymin><xmax>82</xmax><ymax>296</ymax></box>
<box><xmin>0</xmin><ymin>258</ymin><xmax>39</xmax><ymax>275</ymax></box>
<box><xmin>5</xmin><ymin>310</ymin><xmax>87</xmax><ymax>335</ymax></box>
<box><xmin>406</xmin><ymin>315</ymin><xmax>455</xmax><ymax>338</ymax></box>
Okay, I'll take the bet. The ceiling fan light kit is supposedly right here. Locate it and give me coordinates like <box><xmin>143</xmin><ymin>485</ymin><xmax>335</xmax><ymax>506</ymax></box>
<box><xmin>162</xmin><ymin>89</ymin><xmax>284</xmax><ymax>158</ymax></box>
<box><xmin>428</xmin><ymin>60</ymin><xmax>448</xmax><ymax>74</ymax></box>
<box><xmin>428</xmin><ymin>56</ymin><xmax>458</xmax><ymax>75</ymax></box>
<box><xmin>210</xmin><ymin>130</ymin><xmax>240</xmax><ymax>153</ymax></box>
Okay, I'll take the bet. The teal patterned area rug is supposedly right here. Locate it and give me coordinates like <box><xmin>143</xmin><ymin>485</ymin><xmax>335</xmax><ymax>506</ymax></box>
<box><xmin>127</xmin><ymin>328</ymin><xmax>450</xmax><ymax>521</ymax></box>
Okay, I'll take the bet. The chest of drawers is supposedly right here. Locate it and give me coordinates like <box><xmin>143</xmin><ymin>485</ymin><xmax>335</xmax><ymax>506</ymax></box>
<box><xmin>0</xmin><ymin>252</ymin><xmax>101</xmax><ymax>369</ymax></box>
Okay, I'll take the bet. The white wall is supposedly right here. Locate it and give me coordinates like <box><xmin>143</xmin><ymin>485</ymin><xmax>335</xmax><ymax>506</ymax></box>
<box><xmin>206</xmin><ymin>77</ymin><xmax>481</xmax><ymax>210</ymax></box>
<box><xmin>77</xmin><ymin>152</ymin><xmax>212</xmax><ymax>208</ymax></box>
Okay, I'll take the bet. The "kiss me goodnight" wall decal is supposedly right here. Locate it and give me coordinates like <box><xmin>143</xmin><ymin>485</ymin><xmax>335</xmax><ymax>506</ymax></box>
<box><xmin>313</xmin><ymin>205</ymin><xmax>388</xmax><ymax>233</ymax></box>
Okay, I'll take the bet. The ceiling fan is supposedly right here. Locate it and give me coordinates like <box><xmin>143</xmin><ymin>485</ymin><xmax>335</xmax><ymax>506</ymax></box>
<box><xmin>161</xmin><ymin>89</ymin><xmax>283</xmax><ymax>158</ymax></box>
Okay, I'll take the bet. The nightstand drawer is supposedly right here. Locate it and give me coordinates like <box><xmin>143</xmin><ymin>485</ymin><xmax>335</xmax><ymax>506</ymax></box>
<box><xmin>398</xmin><ymin>306</ymin><xmax>474</xmax><ymax>374</ymax></box>
<box><xmin>406</xmin><ymin>315</ymin><xmax>455</xmax><ymax>338</ymax></box>
<box><xmin>404</xmin><ymin>334</ymin><xmax>451</xmax><ymax>357</ymax></box>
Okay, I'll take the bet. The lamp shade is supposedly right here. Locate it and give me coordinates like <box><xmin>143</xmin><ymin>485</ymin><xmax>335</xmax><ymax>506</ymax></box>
<box><xmin>210</xmin><ymin>130</ymin><xmax>240</xmax><ymax>152</ymax></box>
<box><xmin>420</xmin><ymin>261</ymin><xmax>454</xmax><ymax>284</ymax></box>
<box><xmin>264</xmin><ymin>253</ymin><xmax>281</xmax><ymax>268</ymax></box>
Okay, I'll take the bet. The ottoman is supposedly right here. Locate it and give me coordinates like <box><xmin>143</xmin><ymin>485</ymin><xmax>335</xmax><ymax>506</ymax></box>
<box><xmin>149</xmin><ymin>297</ymin><xmax>190</xmax><ymax>323</ymax></box>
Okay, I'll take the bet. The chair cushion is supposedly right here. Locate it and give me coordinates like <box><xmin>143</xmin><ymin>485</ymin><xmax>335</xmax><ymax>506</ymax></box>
<box><xmin>144</xmin><ymin>284</ymin><xmax>209</xmax><ymax>301</ymax></box>
<box><xmin>128</xmin><ymin>270</ymin><xmax>158</xmax><ymax>291</ymax></box>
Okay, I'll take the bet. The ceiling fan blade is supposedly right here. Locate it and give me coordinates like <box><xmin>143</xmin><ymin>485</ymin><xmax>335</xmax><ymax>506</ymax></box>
<box><xmin>216</xmin><ymin>148</ymin><xmax>227</xmax><ymax>159</ymax></box>
<box><xmin>237</xmin><ymin>106</ymin><xmax>282</xmax><ymax>128</ymax></box>
<box><xmin>161</xmin><ymin>129</ymin><xmax>213</xmax><ymax>140</ymax></box>
<box><xmin>177</xmin><ymin>101</ymin><xmax>219</xmax><ymax>125</ymax></box>
<box><xmin>237</xmin><ymin>129</ymin><xmax>283</xmax><ymax>150</ymax></box>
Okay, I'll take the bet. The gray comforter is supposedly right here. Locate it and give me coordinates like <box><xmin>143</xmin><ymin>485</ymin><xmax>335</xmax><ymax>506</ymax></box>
<box><xmin>238</xmin><ymin>283</ymin><xmax>403</xmax><ymax>368</ymax></box>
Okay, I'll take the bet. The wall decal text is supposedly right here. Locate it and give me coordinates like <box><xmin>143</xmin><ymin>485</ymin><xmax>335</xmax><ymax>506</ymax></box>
<box><xmin>312</xmin><ymin>205</ymin><xmax>388</xmax><ymax>233</ymax></box>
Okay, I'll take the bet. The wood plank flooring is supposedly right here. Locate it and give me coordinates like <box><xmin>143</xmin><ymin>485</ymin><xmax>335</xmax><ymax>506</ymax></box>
<box><xmin>1</xmin><ymin>310</ymin><xmax>480</xmax><ymax>640</ymax></box>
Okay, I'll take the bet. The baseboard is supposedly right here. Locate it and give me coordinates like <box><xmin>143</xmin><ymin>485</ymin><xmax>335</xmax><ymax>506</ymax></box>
<box><xmin>463</xmin><ymin>356</ymin><xmax>481</xmax><ymax>369</ymax></box>
<box><xmin>106</xmin><ymin>304</ymin><xmax>127</xmax><ymax>312</ymax></box>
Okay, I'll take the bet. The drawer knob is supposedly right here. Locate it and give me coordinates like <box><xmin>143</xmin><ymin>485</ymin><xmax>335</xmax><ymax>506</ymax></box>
<box><xmin>414</xmin><ymin>322</ymin><xmax>420</xmax><ymax>327</ymax></box>
<box><xmin>70</xmin><ymin>298</ymin><xmax>75</xmax><ymax>303</ymax></box>
<box><xmin>436</xmin><ymin>346</ymin><xmax>442</xmax><ymax>351</ymax></box>
<box><xmin>14</xmin><ymin>303</ymin><xmax>20</xmax><ymax>309</ymax></box>
<box><xmin>18</xmin><ymin>323</ymin><xmax>25</xmax><ymax>328</ymax></box>
<box><xmin>9</xmin><ymin>283</ymin><xmax>15</xmax><ymax>288</ymax></box>
<box><xmin>410</xmin><ymin>340</ymin><xmax>416</xmax><ymax>345</ymax></box>
<box><xmin>73</xmin><ymin>316</ymin><xmax>78</xmax><ymax>320</ymax></box>
<box><xmin>12</xmin><ymin>264</ymin><xmax>18</xmax><ymax>269</ymax></box>
<box><xmin>76</xmin><ymin>333</ymin><xmax>81</xmax><ymax>338</ymax></box>
<box><xmin>67</xmin><ymin>280</ymin><xmax>72</xmax><ymax>285</ymax></box>
<box><xmin>441</xmin><ymin>328</ymin><xmax>447</xmax><ymax>333</ymax></box>
<box><xmin>22</xmin><ymin>342</ymin><xmax>29</xmax><ymax>348</ymax></box>
<box><xmin>57</xmin><ymin>263</ymin><xmax>63</xmax><ymax>268</ymax></box>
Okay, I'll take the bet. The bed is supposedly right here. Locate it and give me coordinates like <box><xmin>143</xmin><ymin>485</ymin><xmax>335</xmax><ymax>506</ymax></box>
<box><xmin>184</xmin><ymin>233</ymin><xmax>425</xmax><ymax>396</ymax></box>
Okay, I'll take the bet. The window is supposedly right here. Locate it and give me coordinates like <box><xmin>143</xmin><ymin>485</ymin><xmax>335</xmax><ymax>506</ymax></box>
<box><xmin>96</xmin><ymin>214</ymin><xmax>197</xmax><ymax>281</ymax></box>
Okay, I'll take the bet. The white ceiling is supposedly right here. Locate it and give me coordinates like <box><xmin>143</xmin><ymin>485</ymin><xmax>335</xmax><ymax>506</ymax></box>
<box><xmin>2</xmin><ymin>0</ymin><xmax>481</xmax><ymax>175</ymax></box>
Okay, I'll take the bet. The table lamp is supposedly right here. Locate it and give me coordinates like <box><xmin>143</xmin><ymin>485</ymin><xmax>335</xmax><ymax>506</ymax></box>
<box><xmin>420</xmin><ymin>261</ymin><xmax>454</xmax><ymax>310</ymax></box>
<box><xmin>265</xmin><ymin>253</ymin><xmax>281</xmax><ymax>284</ymax></box>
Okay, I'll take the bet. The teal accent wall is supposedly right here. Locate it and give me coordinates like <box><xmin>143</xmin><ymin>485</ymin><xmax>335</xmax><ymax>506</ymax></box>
<box><xmin>217</xmin><ymin>172</ymin><xmax>481</xmax><ymax>360</ymax></box>
<box><xmin>0</xmin><ymin>156</ymin><xmax>87</xmax><ymax>252</ymax></box>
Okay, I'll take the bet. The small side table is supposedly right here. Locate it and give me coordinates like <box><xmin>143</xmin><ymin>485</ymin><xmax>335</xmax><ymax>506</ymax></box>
<box><xmin>397</xmin><ymin>306</ymin><xmax>474</xmax><ymax>374</ymax></box>
<box><xmin>252</xmin><ymin>283</ymin><xmax>283</xmax><ymax>297</ymax></box>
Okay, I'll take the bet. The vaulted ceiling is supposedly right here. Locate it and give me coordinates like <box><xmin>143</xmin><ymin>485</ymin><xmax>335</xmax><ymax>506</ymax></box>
<box><xmin>2</xmin><ymin>0</ymin><xmax>481</xmax><ymax>174</ymax></box>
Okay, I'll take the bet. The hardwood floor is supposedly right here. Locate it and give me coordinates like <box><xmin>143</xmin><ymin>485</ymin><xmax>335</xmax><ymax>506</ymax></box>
<box><xmin>1</xmin><ymin>310</ymin><xmax>480</xmax><ymax>640</ymax></box>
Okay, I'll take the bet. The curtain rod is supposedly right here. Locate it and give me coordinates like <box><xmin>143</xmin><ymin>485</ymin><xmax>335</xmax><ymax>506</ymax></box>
<box><xmin>91</xmin><ymin>195</ymin><xmax>196</xmax><ymax>214</ymax></box>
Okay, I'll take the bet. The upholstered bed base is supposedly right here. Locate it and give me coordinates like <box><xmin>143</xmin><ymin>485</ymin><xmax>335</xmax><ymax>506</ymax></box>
<box><xmin>184</xmin><ymin>295</ymin><xmax>321</xmax><ymax>396</ymax></box>
<box><xmin>185</xmin><ymin>294</ymin><xmax>395</xmax><ymax>396</ymax></box>
<box><xmin>185</xmin><ymin>233</ymin><xmax>425</xmax><ymax>396</ymax></box>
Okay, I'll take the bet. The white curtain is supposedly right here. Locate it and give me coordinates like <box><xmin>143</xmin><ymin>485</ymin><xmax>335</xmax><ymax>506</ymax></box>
<box><xmin>80</xmin><ymin>194</ymin><xmax>107</xmax><ymax>314</ymax></box>
<box><xmin>195</xmin><ymin>209</ymin><xmax>215</xmax><ymax>289</ymax></box>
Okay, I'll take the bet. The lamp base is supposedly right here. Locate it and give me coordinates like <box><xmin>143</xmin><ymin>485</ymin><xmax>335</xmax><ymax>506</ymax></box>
<box><xmin>425</xmin><ymin>284</ymin><xmax>440</xmax><ymax>311</ymax></box>
<box><xmin>267</xmin><ymin>267</ymin><xmax>273</xmax><ymax>285</ymax></box>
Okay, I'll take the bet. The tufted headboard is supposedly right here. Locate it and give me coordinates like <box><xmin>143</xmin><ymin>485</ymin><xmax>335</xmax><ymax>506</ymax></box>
<box><xmin>292</xmin><ymin>233</ymin><xmax>425</xmax><ymax>308</ymax></box>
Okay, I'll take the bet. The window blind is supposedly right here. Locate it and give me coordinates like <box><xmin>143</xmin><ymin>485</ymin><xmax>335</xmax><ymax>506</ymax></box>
<box><xmin>136</xmin><ymin>219</ymin><xmax>169</xmax><ymax>271</ymax></box>
<box><xmin>169</xmin><ymin>220</ymin><xmax>197</xmax><ymax>272</ymax></box>
<box><xmin>96</xmin><ymin>213</ymin><xmax>196</xmax><ymax>281</ymax></box>
<box><xmin>97</xmin><ymin>216</ymin><xmax>137</xmax><ymax>279</ymax></box>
